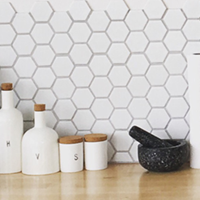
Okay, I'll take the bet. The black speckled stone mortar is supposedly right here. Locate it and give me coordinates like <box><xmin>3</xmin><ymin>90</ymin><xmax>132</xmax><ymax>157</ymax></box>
<box><xmin>138</xmin><ymin>139</ymin><xmax>189</xmax><ymax>172</ymax></box>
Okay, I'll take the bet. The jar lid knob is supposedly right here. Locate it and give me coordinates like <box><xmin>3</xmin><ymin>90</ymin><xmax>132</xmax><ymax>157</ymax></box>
<box><xmin>1</xmin><ymin>83</ymin><xmax>13</xmax><ymax>91</ymax></box>
<box><xmin>34</xmin><ymin>104</ymin><xmax>45</xmax><ymax>111</ymax></box>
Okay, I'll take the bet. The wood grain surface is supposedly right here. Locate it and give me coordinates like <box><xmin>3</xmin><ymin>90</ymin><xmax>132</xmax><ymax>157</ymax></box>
<box><xmin>0</xmin><ymin>163</ymin><xmax>198</xmax><ymax>200</ymax></box>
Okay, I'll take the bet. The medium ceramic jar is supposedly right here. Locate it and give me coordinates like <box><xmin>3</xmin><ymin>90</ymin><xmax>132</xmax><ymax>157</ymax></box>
<box><xmin>0</xmin><ymin>83</ymin><xmax>23</xmax><ymax>174</ymax></box>
<box><xmin>59</xmin><ymin>136</ymin><xmax>83</xmax><ymax>173</ymax></box>
<box><xmin>84</xmin><ymin>134</ymin><xmax>108</xmax><ymax>171</ymax></box>
<box><xmin>22</xmin><ymin>104</ymin><xmax>59</xmax><ymax>175</ymax></box>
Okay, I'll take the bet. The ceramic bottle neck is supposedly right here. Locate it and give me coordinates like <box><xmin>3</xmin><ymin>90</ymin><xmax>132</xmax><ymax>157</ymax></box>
<box><xmin>1</xmin><ymin>90</ymin><xmax>14</xmax><ymax>109</ymax></box>
<box><xmin>34</xmin><ymin>111</ymin><xmax>46</xmax><ymax>128</ymax></box>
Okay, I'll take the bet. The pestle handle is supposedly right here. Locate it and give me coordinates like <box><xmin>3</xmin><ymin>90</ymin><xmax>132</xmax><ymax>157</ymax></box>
<box><xmin>129</xmin><ymin>126</ymin><xmax>172</xmax><ymax>148</ymax></box>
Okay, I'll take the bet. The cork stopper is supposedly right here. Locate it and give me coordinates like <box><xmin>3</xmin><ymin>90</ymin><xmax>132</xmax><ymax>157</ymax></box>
<box><xmin>1</xmin><ymin>83</ymin><xmax>13</xmax><ymax>91</ymax></box>
<box><xmin>84</xmin><ymin>134</ymin><xmax>107</xmax><ymax>142</ymax></box>
<box><xmin>59</xmin><ymin>136</ymin><xmax>83</xmax><ymax>144</ymax></box>
<box><xmin>34</xmin><ymin>104</ymin><xmax>45</xmax><ymax>111</ymax></box>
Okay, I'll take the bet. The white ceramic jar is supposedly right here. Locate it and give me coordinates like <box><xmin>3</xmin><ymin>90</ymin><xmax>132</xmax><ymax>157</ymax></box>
<box><xmin>84</xmin><ymin>134</ymin><xmax>108</xmax><ymax>171</ymax></box>
<box><xmin>59</xmin><ymin>136</ymin><xmax>83</xmax><ymax>173</ymax></box>
<box><xmin>22</xmin><ymin>104</ymin><xmax>59</xmax><ymax>175</ymax></box>
<box><xmin>0</xmin><ymin>83</ymin><xmax>23</xmax><ymax>174</ymax></box>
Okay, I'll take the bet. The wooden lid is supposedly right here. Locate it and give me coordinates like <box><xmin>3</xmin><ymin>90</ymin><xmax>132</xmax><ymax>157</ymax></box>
<box><xmin>1</xmin><ymin>83</ymin><xmax>13</xmax><ymax>91</ymax></box>
<box><xmin>34</xmin><ymin>104</ymin><xmax>45</xmax><ymax>111</ymax></box>
<box><xmin>84</xmin><ymin>134</ymin><xmax>107</xmax><ymax>142</ymax></box>
<box><xmin>59</xmin><ymin>136</ymin><xmax>83</xmax><ymax>144</ymax></box>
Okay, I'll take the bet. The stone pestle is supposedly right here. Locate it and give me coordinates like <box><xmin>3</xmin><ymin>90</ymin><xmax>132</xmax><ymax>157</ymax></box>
<box><xmin>129</xmin><ymin>126</ymin><xmax>173</xmax><ymax>148</ymax></box>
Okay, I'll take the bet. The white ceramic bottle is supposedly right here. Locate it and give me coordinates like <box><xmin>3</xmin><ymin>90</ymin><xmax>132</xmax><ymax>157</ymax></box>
<box><xmin>0</xmin><ymin>83</ymin><xmax>23</xmax><ymax>174</ymax></box>
<box><xmin>22</xmin><ymin>104</ymin><xmax>59</xmax><ymax>175</ymax></box>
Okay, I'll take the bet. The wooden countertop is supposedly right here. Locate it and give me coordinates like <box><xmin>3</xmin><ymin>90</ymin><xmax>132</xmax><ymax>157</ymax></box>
<box><xmin>0</xmin><ymin>163</ymin><xmax>199</xmax><ymax>200</ymax></box>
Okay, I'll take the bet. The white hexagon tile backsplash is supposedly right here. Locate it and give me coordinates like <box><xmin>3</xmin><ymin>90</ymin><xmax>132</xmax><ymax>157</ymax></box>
<box><xmin>0</xmin><ymin>0</ymin><xmax>195</xmax><ymax>163</ymax></box>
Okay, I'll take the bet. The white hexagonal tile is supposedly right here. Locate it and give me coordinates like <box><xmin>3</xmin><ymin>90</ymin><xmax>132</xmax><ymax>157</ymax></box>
<box><xmin>52</xmin><ymin>56</ymin><xmax>74</xmax><ymax>77</ymax></box>
<box><xmin>12</xmin><ymin>13</ymin><xmax>34</xmax><ymax>34</ymax></box>
<box><xmin>127</xmin><ymin>54</ymin><xmax>149</xmax><ymax>75</ymax></box>
<box><xmin>88</xmin><ymin>11</ymin><xmax>110</xmax><ymax>32</ymax></box>
<box><xmin>34</xmin><ymin>89</ymin><xmax>56</xmax><ymax>109</ymax></box>
<box><xmin>111</xmin><ymin>131</ymin><xmax>132</xmax><ymax>151</ymax></box>
<box><xmin>55</xmin><ymin>121</ymin><xmax>77</xmax><ymax>137</ymax></box>
<box><xmin>183</xmin><ymin>20</ymin><xmax>200</xmax><ymax>40</ymax></box>
<box><xmin>15</xmin><ymin>57</ymin><xmax>36</xmax><ymax>78</ymax></box>
<box><xmin>0</xmin><ymin>46</ymin><xmax>17</xmax><ymax>67</ymax></box>
<box><xmin>0</xmin><ymin>2</ymin><xmax>15</xmax><ymax>23</ymax></box>
<box><xmin>33</xmin><ymin>46</ymin><xmax>55</xmax><ymax>66</ymax></box>
<box><xmin>72</xmin><ymin>88</ymin><xmax>94</xmax><ymax>109</ymax></box>
<box><xmin>110</xmin><ymin>109</ymin><xmax>132</xmax><ymax>129</ymax></box>
<box><xmin>147</xmin><ymin>87</ymin><xmax>169</xmax><ymax>107</ymax></box>
<box><xmin>146</xmin><ymin>65</ymin><xmax>169</xmax><ymax>86</ymax></box>
<box><xmin>165</xmin><ymin>54</ymin><xmax>186</xmax><ymax>75</ymax></box>
<box><xmin>125</xmin><ymin>10</ymin><xmax>147</xmax><ymax>31</ymax></box>
<box><xmin>107</xmin><ymin>21</ymin><xmax>129</xmax><ymax>42</ymax></box>
<box><xmin>130</xmin><ymin>141</ymin><xmax>140</xmax><ymax>162</ymax></box>
<box><xmin>182</xmin><ymin>0</ymin><xmax>200</xmax><ymax>18</ymax></box>
<box><xmin>128</xmin><ymin>98</ymin><xmax>151</xmax><ymax>118</ymax></box>
<box><xmin>53</xmin><ymin>78</ymin><xmax>75</xmax><ymax>98</ymax></box>
<box><xmin>50</xmin><ymin>12</ymin><xmax>72</xmax><ymax>32</ymax></box>
<box><xmin>51</xmin><ymin>34</ymin><xmax>73</xmax><ymax>54</ymax></box>
<box><xmin>106</xmin><ymin>0</ymin><xmax>129</xmax><ymax>20</ymax></box>
<box><xmin>167</xmin><ymin>119</ymin><xmax>189</xmax><ymax>139</ymax></box>
<box><xmin>111</xmin><ymin>152</ymin><xmax>133</xmax><ymax>163</ymax></box>
<box><xmin>89</xmin><ymin>55</ymin><xmax>112</xmax><ymax>76</ymax></box>
<box><xmin>165</xmin><ymin>76</ymin><xmax>187</xmax><ymax>96</ymax></box>
<box><xmin>0</xmin><ymin>68</ymin><xmax>18</xmax><ymax>86</ymax></box>
<box><xmin>33</xmin><ymin>68</ymin><xmax>55</xmax><ymax>88</ymax></box>
<box><xmin>13</xmin><ymin>35</ymin><xmax>35</xmax><ymax>56</ymax></box>
<box><xmin>73</xmin><ymin>110</ymin><xmax>95</xmax><ymax>130</ymax></box>
<box><xmin>15</xmin><ymin>79</ymin><xmax>37</xmax><ymax>99</ymax></box>
<box><xmin>152</xmin><ymin>130</ymin><xmax>170</xmax><ymax>139</ymax></box>
<box><xmin>163</xmin><ymin>9</ymin><xmax>186</xmax><ymax>30</ymax></box>
<box><xmin>164</xmin><ymin>31</ymin><xmax>186</xmax><ymax>51</ymax></box>
<box><xmin>163</xmin><ymin>0</ymin><xmax>187</xmax><ymax>8</ymax></box>
<box><xmin>166</xmin><ymin>97</ymin><xmax>189</xmax><ymax>118</ymax></box>
<box><xmin>183</xmin><ymin>41</ymin><xmax>200</xmax><ymax>57</ymax></box>
<box><xmin>92</xmin><ymin>120</ymin><xmax>114</xmax><ymax>140</ymax></box>
<box><xmin>145</xmin><ymin>42</ymin><xmax>168</xmax><ymax>63</ymax></box>
<box><xmin>128</xmin><ymin>77</ymin><xmax>150</xmax><ymax>97</ymax></box>
<box><xmin>144</xmin><ymin>0</ymin><xmax>166</xmax><ymax>19</ymax></box>
<box><xmin>0</xmin><ymin>25</ymin><xmax>15</xmax><ymax>45</ymax></box>
<box><xmin>126</xmin><ymin>32</ymin><xmax>149</xmax><ymax>53</ymax></box>
<box><xmin>71</xmin><ymin>67</ymin><xmax>93</xmax><ymax>87</ymax></box>
<box><xmin>31</xmin><ymin>24</ymin><xmax>53</xmax><ymax>44</ymax></box>
<box><xmin>125</xmin><ymin>0</ymin><xmax>148</xmax><ymax>9</ymax></box>
<box><xmin>45</xmin><ymin>111</ymin><xmax>57</xmax><ymax>129</ymax></box>
<box><xmin>91</xmin><ymin>99</ymin><xmax>113</xmax><ymax>119</ymax></box>
<box><xmin>17</xmin><ymin>100</ymin><xmax>34</xmax><ymax>120</ymax></box>
<box><xmin>144</xmin><ymin>21</ymin><xmax>167</xmax><ymax>41</ymax></box>
<box><xmin>54</xmin><ymin>99</ymin><xmax>76</xmax><ymax>120</ymax></box>
<box><xmin>109</xmin><ymin>88</ymin><xmax>132</xmax><ymax>108</ymax></box>
<box><xmin>147</xmin><ymin>108</ymin><xmax>170</xmax><ymax>129</ymax></box>
<box><xmin>130</xmin><ymin>119</ymin><xmax>152</xmax><ymax>133</ymax></box>
<box><xmin>70</xmin><ymin>44</ymin><xmax>92</xmax><ymax>65</ymax></box>
<box><xmin>88</xmin><ymin>33</ymin><xmax>111</xmax><ymax>53</ymax></box>
<box><xmin>108</xmin><ymin>43</ymin><xmax>130</xmax><ymax>64</ymax></box>
<box><xmin>69</xmin><ymin>23</ymin><xmax>91</xmax><ymax>43</ymax></box>
<box><xmin>69</xmin><ymin>1</ymin><xmax>91</xmax><ymax>21</ymax></box>
<box><xmin>108</xmin><ymin>66</ymin><xmax>131</xmax><ymax>86</ymax></box>
<box><xmin>90</xmin><ymin>77</ymin><xmax>112</xmax><ymax>98</ymax></box>
<box><xmin>30</xmin><ymin>2</ymin><xmax>53</xmax><ymax>22</ymax></box>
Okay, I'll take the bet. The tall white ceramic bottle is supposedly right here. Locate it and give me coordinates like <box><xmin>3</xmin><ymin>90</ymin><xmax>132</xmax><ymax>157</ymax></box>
<box><xmin>22</xmin><ymin>104</ymin><xmax>59</xmax><ymax>175</ymax></box>
<box><xmin>0</xmin><ymin>83</ymin><xmax>23</xmax><ymax>174</ymax></box>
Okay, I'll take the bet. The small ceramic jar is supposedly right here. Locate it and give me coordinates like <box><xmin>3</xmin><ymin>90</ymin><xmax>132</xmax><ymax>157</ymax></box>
<box><xmin>59</xmin><ymin>136</ymin><xmax>83</xmax><ymax>173</ymax></box>
<box><xmin>84</xmin><ymin>134</ymin><xmax>108</xmax><ymax>171</ymax></box>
